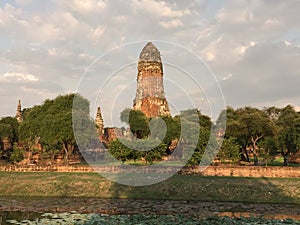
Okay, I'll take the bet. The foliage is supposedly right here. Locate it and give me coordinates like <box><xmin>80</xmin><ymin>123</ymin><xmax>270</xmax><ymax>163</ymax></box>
<box><xmin>0</xmin><ymin>123</ymin><xmax>13</xmax><ymax>141</ymax></box>
<box><xmin>0</xmin><ymin>117</ymin><xmax>19</xmax><ymax>142</ymax></box>
<box><xmin>10</xmin><ymin>143</ymin><xmax>24</xmax><ymax>163</ymax></box>
<box><xmin>108</xmin><ymin>139</ymin><xmax>167</xmax><ymax>165</ymax></box>
<box><xmin>159</xmin><ymin>116</ymin><xmax>180</xmax><ymax>146</ymax></box>
<box><xmin>108</xmin><ymin>139</ymin><xmax>136</xmax><ymax>163</ymax></box>
<box><xmin>277</xmin><ymin>106</ymin><xmax>300</xmax><ymax>157</ymax></box>
<box><xmin>218</xmin><ymin>138</ymin><xmax>241</xmax><ymax>164</ymax></box>
<box><xmin>222</xmin><ymin>107</ymin><xmax>276</xmax><ymax>162</ymax></box>
<box><xmin>186</xmin><ymin>127</ymin><xmax>212</xmax><ymax>166</ymax></box>
<box><xmin>120</xmin><ymin>109</ymin><xmax>150</xmax><ymax>139</ymax></box>
<box><xmin>19</xmin><ymin>94</ymin><xmax>93</xmax><ymax>164</ymax></box>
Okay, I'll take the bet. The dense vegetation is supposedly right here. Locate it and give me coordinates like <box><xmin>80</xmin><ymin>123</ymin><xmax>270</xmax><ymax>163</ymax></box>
<box><xmin>0</xmin><ymin>93</ymin><xmax>299</xmax><ymax>166</ymax></box>
<box><xmin>0</xmin><ymin>94</ymin><xmax>94</xmax><ymax>164</ymax></box>
<box><xmin>110</xmin><ymin>105</ymin><xmax>300</xmax><ymax>166</ymax></box>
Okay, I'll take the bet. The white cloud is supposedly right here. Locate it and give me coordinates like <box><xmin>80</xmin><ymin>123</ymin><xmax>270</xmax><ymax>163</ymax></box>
<box><xmin>159</xmin><ymin>19</ymin><xmax>183</xmax><ymax>29</ymax></box>
<box><xmin>222</xmin><ymin>73</ymin><xmax>233</xmax><ymax>81</ymax></box>
<box><xmin>67</xmin><ymin>0</ymin><xmax>107</xmax><ymax>14</ymax></box>
<box><xmin>0</xmin><ymin>72</ymin><xmax>39</xmax><ymax>82</ymax></box>
<box><xmin>0</xmin><ymin>0</ymin><xmax>299</xmax><ymax>121</ymax></box>
<box><xmin>131</xmin><ymin>0</ymin><xmax>191</xmax><ymax>18</ymax></box>
<box><xmin>234</xmin><ymin>41</ymin><xmax>256</xmax><ymax>56</ymax></box>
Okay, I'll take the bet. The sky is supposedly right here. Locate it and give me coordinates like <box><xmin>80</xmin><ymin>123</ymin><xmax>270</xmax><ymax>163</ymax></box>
<box><xmin>0</xmin><ymin>0</ymin><xmax>299</xmax><ymax>126</ymax></box>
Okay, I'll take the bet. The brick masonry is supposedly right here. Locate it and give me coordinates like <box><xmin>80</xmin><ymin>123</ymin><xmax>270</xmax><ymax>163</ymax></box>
<box><xmin>0</xmin><ymin>165</ymin><xmax>299</xmax><ymax>178</ymax></box>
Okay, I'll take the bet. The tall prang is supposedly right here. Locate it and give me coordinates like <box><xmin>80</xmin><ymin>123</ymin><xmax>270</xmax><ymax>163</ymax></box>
<box><xmin>133</xmin><ymin>42</ymin><xmax>170</xmax><ymax>117</ymax></box>
<box><xmin>15</xmin><ymin>99</ymin><xmax>23</xmax><ymax>123</ymax></box>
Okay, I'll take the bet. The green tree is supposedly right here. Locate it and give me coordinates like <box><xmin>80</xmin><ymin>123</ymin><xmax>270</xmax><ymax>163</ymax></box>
<box><xmin>186</xmin><ymin>126</ymin><xmax>212</xmax><ymax>166</ymax></box>
<box><xmin>223</xmin><ymin>107</ymin><xmax>276</xmax><ymax>163</ymax></box>
<box><xmin>218</xmin><ymin>137</ymin><xmax>241</xmax><ymax>165</ymax></box>
<box><xmin>0</xmin><ymin>123</ymin><xmax>14</xmax><ymax>141</ymax></box>
<box><xmin>258</xmin><ymin>137</ymin><xmax>279</xmax><ymax>166</ymax></box>
<box><xmin>19</xmin><ymin>94</ymin><xmax>93</xmax><ymax>164</ymax></box>
<box><xmin>142</xmin><ymin>143</ymin><xmax>167</xmax><ymax>165</ymax></box>
<box><xmin>11</xmin><ymin>143</ymin><xmax>24</xmax><ymax>163</ymax></box>
<box><xmin>0</xmin><ymin>117</ymin><xmax>19</xmax><ymax>142</ymax></box>
<box><xmin>276</xmin><ymin>105</ymin><xmax>300</xmax><ymax>165</ymax></box>
<box><xmin>120</xmin><ymin>109</ymin><xmax>150</xmax><ymax>139</ymax></box>
<box><xmin>108</xmin><ymin>139</ymin><xmax>136</xmax><ymax>163</ymax></box>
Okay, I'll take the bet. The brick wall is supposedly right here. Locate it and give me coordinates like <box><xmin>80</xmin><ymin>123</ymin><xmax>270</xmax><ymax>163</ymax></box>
<box><xmin>0</xmin><ymin>165</ymin><xmax>299</xmax><ymax>178</ymax></box>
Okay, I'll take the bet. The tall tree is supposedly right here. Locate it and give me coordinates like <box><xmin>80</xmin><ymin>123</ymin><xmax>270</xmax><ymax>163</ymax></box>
<box><xmin>223</xmin><ymin>107</ymin><xmax>276</xmax><ymax>163</ymax></box>
<box><xmin>19</xmin><ymin>94</ymin><xmax>93</xmax><ymax>164</ymax></box>
<box><xmin>276</xmin><ymin>105</ymin><xmax>300</xmax><ymax>165</ymax></box>
<box><xmin>0</xmin><ymin>117</ymin><xmax>19</xmax><ymax>142</ymax></box>
<box><xmin>120</xmin><ymin>109</ymin><xmax>150</xmax><ymax>139</ymax></box>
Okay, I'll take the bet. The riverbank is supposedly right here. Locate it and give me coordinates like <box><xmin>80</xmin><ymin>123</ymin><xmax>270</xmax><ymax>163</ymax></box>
<box><xmin>1</xmin><ymin>172</ymin><xmax>300</xmax><ymax>223</ymax></box>
<box><xmin>1</xmin><ymin>197</ymin><xmax>300</xmax><ymax>221</ymax></box>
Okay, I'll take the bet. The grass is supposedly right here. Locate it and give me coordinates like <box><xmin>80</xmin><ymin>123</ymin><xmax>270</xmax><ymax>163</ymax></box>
<box><xmin>0</xmin><ymin>172</ymin><xmax>299</xmax><ymax>205</ymax></box>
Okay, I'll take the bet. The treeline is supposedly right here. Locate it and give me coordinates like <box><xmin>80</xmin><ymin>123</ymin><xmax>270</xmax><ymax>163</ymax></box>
<box><xmin>0</xmin><ymin>93</ymin><xmax>299</xmax><ymax>166</ymax></box>
<box><xmin>109</xmin><ymin>105</ymin><xmax>300</xmax><ymax>166</ymax></box>
<box><xmin>0</xmin><ymin>94</ymin><xmax>92</xmax><ymax>164</ymax></box>
<box><xmin>217</xmin><ymin>106</ymin><xmax>300</xmax><ymax>165</ymax></box>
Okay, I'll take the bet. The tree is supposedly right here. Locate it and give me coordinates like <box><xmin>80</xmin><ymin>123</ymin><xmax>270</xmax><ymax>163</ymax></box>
<box><xmin>276</xmin><ymin>105</ymin><xmax>300</xmax><ymax>165</ymax></box>
<box><xmin>258</xmin><ymin>137</ymin><xmax>279</xmax><ymax>166</ymax></box>
<box><xmin>159</xmin><ymin>116</ymin><xmax>180</xmax><ymax>148</ymax></box>
<box><xmin>218</xmin><ymin>137</ymin><xmax>241</xmax><ymax>165</ymax></box>
<box><xmin>142</xmin><ymin>143</ymin><xmax>167</xmax><ymax>165</ymax></box>
<box><xmin>223</xmin><ymin>107</ymin><xmax>276</xmax><ymax>163</ymax></box>
<box><xmin>108</xmin><ymin>139</ymin><xmax>135</xmax><ymax>163</ymax></box>
<box><xmin>0</xmin><ymin>123</ymin><xmax>14</xmax><ymax>141</ymax></box>
<box><xmin>120</xmin><ymin>109</ymin><xmax>150</xmax><ymax>139</ymax></box>
<box><xmin>263</xmin><ymin>106</ymin><xmax>281</xmax><ymax>123</ymax></box>
<box><xmin>186</xmin><ymin>126</ymin><xmax>212</xmax><ymax>166</ymax></box>
<box><xmin>10</xmin><ymin>143</ymin><xmax>24</xmax><ymax>163</ymax></box>
<box><xmin>19</xmin><ymin>94</ymin><xmax>93</xmax><ymax>164</ymax></box>
<box><xmin>0</xmin><ymin>117</ymin><xmax>19</xmax><ymax>142</ymax></box>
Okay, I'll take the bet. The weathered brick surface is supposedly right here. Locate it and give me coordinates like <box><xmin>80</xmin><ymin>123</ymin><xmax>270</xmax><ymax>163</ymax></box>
<box><xmin>0</xmin><ymin>165</ymin><xmax>299</xmax><ymax>178</ymax></box>
<box><xmin>133</xmin><ymin>42</ymin><xmax>170</xmax><ymax>117</ymax></box>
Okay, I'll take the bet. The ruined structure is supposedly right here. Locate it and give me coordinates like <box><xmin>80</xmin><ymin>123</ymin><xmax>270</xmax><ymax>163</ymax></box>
<box><xmin>95</xmin><ymin>106</ymin><xmax>104</xmax><ymax>136</ymax></box>
<box><xmin>103</xmin><ymin>127</ymin><xmax>124</xmax><ymax>143</ymax></box>
<box><xmin>133</xmin><ymin>42</ymin><xmax>170</xmax><ymax>117</ymax></box>
<box><xmin>15</xmin><ymin>100</ymin><xmax>23</xmax><ymax>123</ymax></box>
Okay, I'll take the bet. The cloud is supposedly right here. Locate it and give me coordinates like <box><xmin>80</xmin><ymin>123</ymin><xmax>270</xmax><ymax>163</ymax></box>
<box><xmin>0</xmin><ymin>72</ymin><xmax>38</xmax><ymax>82</ymax></box>
<box><xmin>222</xmin><ymin>73</ymin><xmax>233</xmax><ymax>81</ymax></box>
<box><xmin>159</xmin><ymin>19</ymin><xmax>183</xmax><ymax>29</ymax></box>
<box><xmin>0</xmin><ymin>0</ymin><xmax>299</xmax><ymax>122</ymax></box>
<box><xmin>131</xmin><ymin>0</ymin><xmax>191</xmax><ymax>18</ymax></box>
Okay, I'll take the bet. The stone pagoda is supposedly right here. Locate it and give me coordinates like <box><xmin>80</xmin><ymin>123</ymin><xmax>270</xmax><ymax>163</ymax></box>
<box><xmin>15</xmin><ymin>99</ymin><xmax>23</xmax><ymax>123</ymax></box>
<box><xmin>95</xmin><ymin>106</ymin><xmax>104</xmax><ymax>136</ymax></box>
<box><xmin>133</xmin><ymin>42</ymin><xmax>170</xmax><ymax>117</ymax></box>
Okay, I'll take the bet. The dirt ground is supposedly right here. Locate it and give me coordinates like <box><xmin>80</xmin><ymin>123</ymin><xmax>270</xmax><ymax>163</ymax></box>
<box><xmin>0</xmin><ymin>196</ymin><xmax>300</xmax><ymax>220</ymax></box>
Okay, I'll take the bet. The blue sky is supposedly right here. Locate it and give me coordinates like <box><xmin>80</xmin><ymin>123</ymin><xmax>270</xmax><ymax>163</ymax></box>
<box><xmin>0</xmin><ymin>0</ymin><xmax>299</xmax><ymax>125</ymax></box>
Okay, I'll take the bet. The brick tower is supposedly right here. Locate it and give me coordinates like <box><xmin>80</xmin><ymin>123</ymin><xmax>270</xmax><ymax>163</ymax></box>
<box><xmin>15</xmin><ymin>99</ymin><xmax>23</xmax><ymax>123</ymax></box>
<box><xmin>95</xmin><ymin>106</ymin><xmax>104</xmax><ymax>135</ymax></box>
<box><xmin>133</xmin><ymin>42</ymin><xmax>170</xmax><ymax>117</ymax></box>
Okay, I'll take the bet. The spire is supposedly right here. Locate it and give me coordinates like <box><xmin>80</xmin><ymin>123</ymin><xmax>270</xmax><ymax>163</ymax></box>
<box><xmin>17</xmin><ymin>100</ymin><xmax>21</xmax><ymax>112</ymax></box>
<box><xmin>15</xmin><ymin>99</ymin><xmax>23</xmax><ymax>123</ymax></box>
<box><xmin>133</xmin><ymin>42</ymin><xmax>170</xmax><ymax>117</ymax></box>
<box><xmin>139</xmin><ymin>42</ymin><xmax>161</xmax><ymax>62</ymax></box>
<box><xmin>95</xmin><ymin>107</ymin><xmax>104</xmax><ymax>135</ymax></box>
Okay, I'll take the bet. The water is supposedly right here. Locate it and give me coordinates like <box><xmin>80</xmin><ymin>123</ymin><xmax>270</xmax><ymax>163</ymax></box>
<box><xmin>0</xmin><ymin>211</ymin><xmax>43</xmax><ymax>225</ymax></box>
